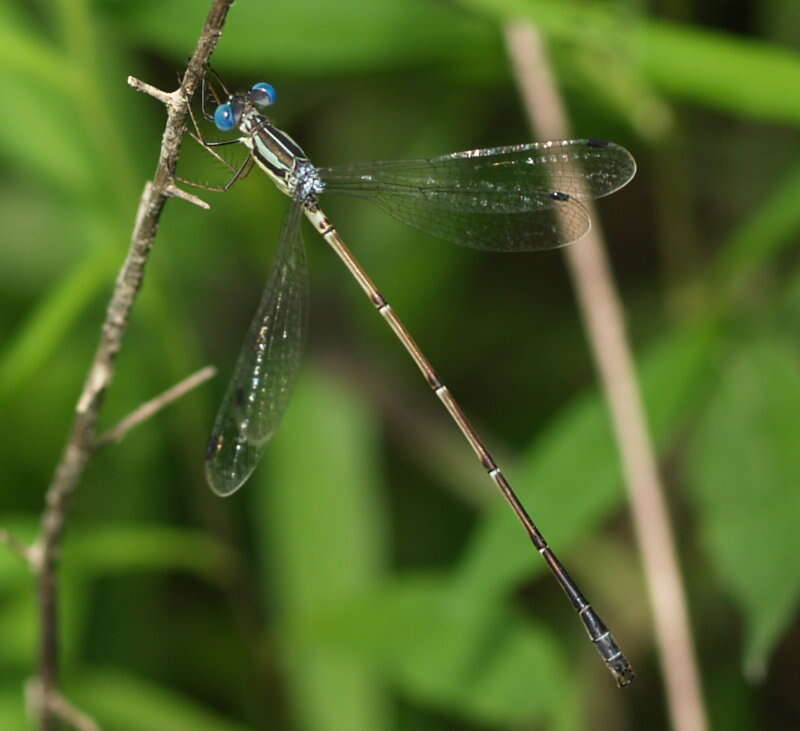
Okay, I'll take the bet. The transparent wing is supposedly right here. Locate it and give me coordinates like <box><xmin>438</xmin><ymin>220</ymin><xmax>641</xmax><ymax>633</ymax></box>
<box><xmin>318</xmin><ymin>139</ymin><xmax>636</xmax><ymax>251</ymax></box>
<box><xmin>206</xmin><ymin>202</ymin><xmax>308</xmax><ymax>496</ymax></box>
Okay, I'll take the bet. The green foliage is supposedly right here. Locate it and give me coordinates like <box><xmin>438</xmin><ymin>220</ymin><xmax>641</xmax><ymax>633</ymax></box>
<box><xmin>456</xmin><ymin>319</ymin><xmax>719</xmax><ymax>598</ymax></box>
<box><xmin>259</xmin><ymin>370</ymin><xmax>391</xmax><ymax>731</ymax></box>
<box><xmin>118</xmin><ymin>0</ymin><xmax>500</xmax><ymax>74</ymax></box>
<box><xmin>688</xmin><ymin>334</ymin><xmax>800</xmax><ymax>678</ymax></box>
<box><xmin>307</xmin><ymin>575</ymin><xmax>578</xmax><ymax>728</ymax></box>
<box><xmin>72</xmin><ymin>668</ymin><xmax>252</xmax><ymax>731</ymax></box>
<box><xmin>1</xmin><ymin>0</ymin><xmax>799</xmax><ymax>729</ymax></box>
<box><xmin>467</xmin><ymin>0</ymin><xmax>800</xmax><ymax>125</ymax></box>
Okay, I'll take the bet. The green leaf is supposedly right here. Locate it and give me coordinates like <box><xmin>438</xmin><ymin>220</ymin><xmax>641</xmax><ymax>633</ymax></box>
<box><xmin>0</xmin><ymin>6</ymin><xmax>138</xmax><ymax>207</ymax></box>
<box><xmin>63</xmin><ymin>522</ymin><xmax>233</xmax><ymax>582</ymax></box>
<box><xmin>71</xmin><ymin>668</ymin><xmax>251</xmax><ymax>731</ymax></box>
<box><xmin>713</xmin><ymin>159</ymin><xmax>800</xmax><ymax>299</ymax></box>
<box><xmin>310</xmin><ymin>575</ymin><xmax>576</xmax><ymax>728</ymax></box>
<box><xmin>0</xmin><ymin>68</ymin><xmax>92</xmax><ymax>194</ymax></box>
<box><xmin>0</xmin><ymin>187</ymin><xmax>84</xmax><ymax>294</ymax></box>
<box><xmin>639</xmin><ymin>20</ymin><xmax>800</xmax><ymax>125</ymax></box>
<box><xmin>257</xmin><ymin>368</ymin><xmax>391</xmax><ymax>731</ymax></box>
<box><xmin>0</xmin><ymin>239</ymin><xmax>116</xmax><ymax>405</ymax></box>
<box><xmin>116</xmin><ymin>0</ymin><xmax>497</xmax><ymax>73</ymax></box>
<box><xmin>687</xmin><ymin>335</ymin><xmax>800</xmax><ymax>676</ymax></box>
<box><xmin>0</xmin><ymin>6</ymin><xmax>84</xmax><ymax>96</ymax></box>
<box><xmin>464</xmin><ymin>0</ymin><xmax>800</xmax><ymax>126</ymax></box>
<box><xmin>0</xmin><ymin>688</ymin><xmax>26</xmax><ymax>731</ymax></box>
<box><xmin>0</xmin><ymin>592</ymin><xmax>36</xmax><ymax>671</ymax></box>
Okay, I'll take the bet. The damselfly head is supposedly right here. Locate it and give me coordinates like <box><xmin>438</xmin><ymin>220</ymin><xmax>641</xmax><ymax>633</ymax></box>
<box><xmin>212</xmin><ymin>82</ymin><xmax>277</xmax><ymax>132</ymax></box>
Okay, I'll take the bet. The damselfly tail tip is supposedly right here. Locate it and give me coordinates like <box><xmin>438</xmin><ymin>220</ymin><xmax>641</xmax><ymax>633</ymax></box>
<box><xmin>585</xmin><ymin>612</ymin><xmax>635</xmax><ymax>687</ymax></box>
<box><xmin>609</xmin><ymin>654</ymin><xmax>635</xmax><ymax>688</ymax></box>
<box><xmin>596</xmin><ymin>636</ymin><xmax>634</xmax><ymax>687</ymax></box>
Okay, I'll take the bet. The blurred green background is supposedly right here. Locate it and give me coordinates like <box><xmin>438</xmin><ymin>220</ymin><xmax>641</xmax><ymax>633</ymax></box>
<box><xmin>1</xmin><ymin>0</ymin><xmax>799</xmax><ymax>728</ymax></box>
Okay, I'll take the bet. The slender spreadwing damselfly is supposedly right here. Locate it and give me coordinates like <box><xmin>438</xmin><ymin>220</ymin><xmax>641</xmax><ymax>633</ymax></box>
<box><xmin>191</xmin><ymin>76</ymin><xmax>637</xmax><ymax>686</ymax></box>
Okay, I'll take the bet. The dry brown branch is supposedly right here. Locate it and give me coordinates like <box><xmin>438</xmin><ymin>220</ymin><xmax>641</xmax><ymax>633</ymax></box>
<box><xmin>164</xmin><ymin>182</ymin><xmax>211</xmax><ymax>210</ymax></box>
<box><xmin>35</xmin><ymin>2</ymin><xmax>236</xmax><ymax>729</ymax></box>
<box><xmin>0</xmin><ymin>528</ymin><xmax>38</xmax><ymax>570</ymax></box>
<box><xmin>27</xmin><ymin>678</ymin><xmax>100</xmax><ymax>731</ymax></box>
<box><xmin>96</xmin><ymin>366</ymin><xmax>216</xmax><ymax>446</ymax></box>
<box><xmin>503</xmin><ymin>21</ymin><xmax>708</xmax><ymax>731</ymax></box>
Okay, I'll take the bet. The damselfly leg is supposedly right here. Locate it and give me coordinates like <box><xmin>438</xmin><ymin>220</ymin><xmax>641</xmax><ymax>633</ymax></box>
<box><xmin>181</xmin><ymin>94</ymin><xmax>253</xmax><ymax>191</ymax></box>
<box><xmin>199</xmin><ymin>66</ymin><xmax>230</xmax><ymax>121</ymax></box>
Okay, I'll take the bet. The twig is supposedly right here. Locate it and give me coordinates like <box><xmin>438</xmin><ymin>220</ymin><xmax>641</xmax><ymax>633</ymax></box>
<box><xmin>125</xmin><ymin>76</ymin><xmax>175</xmax><ymax>107</ymax></box>
<box><xmin>0</xmin><ymin>529</ymin><xmax>39</xmax><ymax>570</ymax></box>
<box><xmin>165</xmin><ymin>182</ymin><xmax>211</xmax><ymax>210</ymax></box>
<box><xmin>35</xmin><ymin>2</ymin><xmax>235</xmax><ymax>729</ymax></box>
<box><xmin>27</xmin><ymin>678</ymin><xmax>101</xmax><ymax>731</ymax></box>
<box><xmin>503</xmin><ymin>22</ymin><xmax>708</xmax><ymax>730</ymax></box>
<box><xmin>96</xmin><ymin>366</ymin><xmax>216</xmax><ymax>447</ymax></box>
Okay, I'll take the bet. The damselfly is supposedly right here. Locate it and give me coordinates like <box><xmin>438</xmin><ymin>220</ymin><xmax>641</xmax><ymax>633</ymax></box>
<box><xmin>192</xmin><ymin>77</ymin><xmax>636</xmax><ymax>686</ymax></box>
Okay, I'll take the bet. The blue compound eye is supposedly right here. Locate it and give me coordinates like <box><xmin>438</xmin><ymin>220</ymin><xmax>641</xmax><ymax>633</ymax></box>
<box><xmin>213</xmin><ymin>102</ymin><xmax>237</xmax><ymax>131</ymax></box>
<box><xmin>250</xmin><ymin>82</ymin><xmax>276</xmax><ymax>107</ymax></box>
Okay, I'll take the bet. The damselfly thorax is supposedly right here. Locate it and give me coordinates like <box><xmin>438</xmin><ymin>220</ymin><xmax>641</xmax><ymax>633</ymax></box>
<box><xmin>236</xmin><ymin>107</ymin><xmax>324</xmax><ymax>204</ymax></box>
